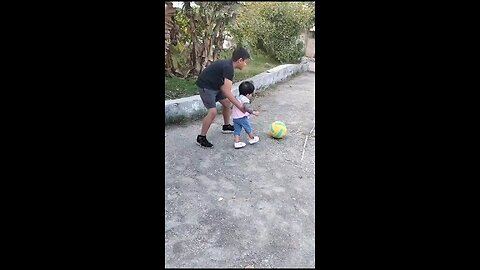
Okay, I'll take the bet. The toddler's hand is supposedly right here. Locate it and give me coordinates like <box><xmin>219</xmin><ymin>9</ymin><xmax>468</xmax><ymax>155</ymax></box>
<box><xmin>253</xmin><ymin>111</ymin><xmax>260</xmax><ymax>116</ymax></box>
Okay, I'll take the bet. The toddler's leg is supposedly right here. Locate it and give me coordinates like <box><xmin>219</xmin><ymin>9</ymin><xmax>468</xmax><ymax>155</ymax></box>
<box><xmin>233</xmin><ymin>119</ymin><xmax>246</xmax><ymax>149</ymax></box>
<box><xmin>247</xmin><ymin>133</ymin><xmax>259</xmax><ymax>144</ymax></box>
<box><xmin>244</xmin><ymin>119</ymin><xmax>259</xmax><ymax>145</ymax></box>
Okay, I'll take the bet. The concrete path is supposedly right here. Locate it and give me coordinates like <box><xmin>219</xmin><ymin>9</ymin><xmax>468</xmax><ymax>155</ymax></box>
<box><xmin>165</xmin><ymin>70</ymin><xmax>315</xmax><ymax>268</ymax></box>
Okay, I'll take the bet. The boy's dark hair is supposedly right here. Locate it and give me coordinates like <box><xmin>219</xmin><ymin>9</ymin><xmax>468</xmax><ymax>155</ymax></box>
<box><xmin>232</xmin><ymin>47</ymin><xmax>250</xmax><ymax>62</ymax></box>
<box><xmin>239</xmin><ymin>81</ymin><xmax>255</xmax><ymax>96</ymax></box>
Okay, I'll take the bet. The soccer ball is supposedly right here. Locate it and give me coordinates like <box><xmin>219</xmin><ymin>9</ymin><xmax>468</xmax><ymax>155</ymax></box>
<box><xmin>270</xmin><ymin>121</ymin><xmax>287</xmax><ymax>139</ymax></box>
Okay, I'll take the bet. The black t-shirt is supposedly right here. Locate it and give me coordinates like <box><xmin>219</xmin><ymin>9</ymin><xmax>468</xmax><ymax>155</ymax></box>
<box><xmin>196</xmin><ymin>59</ymin><xmax>234</xmax><ymax>91</ymax></box>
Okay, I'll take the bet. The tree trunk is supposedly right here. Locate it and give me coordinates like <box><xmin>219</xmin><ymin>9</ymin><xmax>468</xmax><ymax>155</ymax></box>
<box><xmin>212</xmin><ymin>20</ymin><xmax>225</xmax><ymax>61</ymax></box>
<box><xmin>165</xmin><ymin>2</ymin><xmax>176</xmax><ymax>76</ymax></box>
<box><xmin>185</xmin><ymin>2</ymin><xmax>202</xmax><ymax>76</ymax></box>
<box><xmin>184</xmin><ymin>1</ymin><xmax>239</xmax><ymax>77</ymax></box>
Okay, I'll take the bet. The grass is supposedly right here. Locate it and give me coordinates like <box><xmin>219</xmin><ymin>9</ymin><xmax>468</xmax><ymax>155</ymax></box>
<box><xmin>164</xmin><ymin>52</ymin><xmax>281</xmax><ymax>100</ymax></box>
<box><xmin>165</xmin><ymin>77</ymin><xmax>198</xmax><ymax>100</ymax></box>
<box><xmin>233</xmin><ymin>53</ymin><xmax>279</xmax><ymax>83</ymax></box>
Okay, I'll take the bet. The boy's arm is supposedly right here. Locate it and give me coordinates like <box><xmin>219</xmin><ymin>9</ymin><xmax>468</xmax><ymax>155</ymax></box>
<box><xmin>221</xmin><ymin>78</ymin><xmax>246</xmax><ymax>113</ymax></box>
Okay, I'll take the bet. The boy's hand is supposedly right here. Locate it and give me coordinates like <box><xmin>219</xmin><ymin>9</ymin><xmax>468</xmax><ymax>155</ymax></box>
<box><xmin>222</xmin><ymin>79</ymin><xmax>246</xmax><ymax>113</ymax></box>
<box><xmin>252</xmin><ymin>111</ymin><xmax>260</xmax><ymax>116</ymax></box>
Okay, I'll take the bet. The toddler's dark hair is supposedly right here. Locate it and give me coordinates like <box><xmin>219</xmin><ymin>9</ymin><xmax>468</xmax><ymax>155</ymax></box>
<box><xmin>239</xmin><ymin>81</ymin><xmax>255</xmax><ymax>96</ymax></box>
<box><xmin>232</xmin><ymin>47</ymin><xmax>250</xmax><ymax>62</ymax></box>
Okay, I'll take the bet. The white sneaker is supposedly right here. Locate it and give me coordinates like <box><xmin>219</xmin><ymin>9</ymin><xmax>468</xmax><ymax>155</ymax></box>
<box><xmin>248</xmin><ymin>136</ymin><xmax>259</xmax><ymax>145</ymax></box>
<box><xmin>234</xmin><ymin>142</ymin><xmax>246</xmax><ymax>149</ymax></box>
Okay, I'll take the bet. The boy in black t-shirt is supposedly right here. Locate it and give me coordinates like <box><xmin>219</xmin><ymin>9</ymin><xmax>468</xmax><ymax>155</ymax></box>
<box><xmin>196</xmin><ymin>47</ymin><xmax>250</xmax><ymax>148</ymax></box>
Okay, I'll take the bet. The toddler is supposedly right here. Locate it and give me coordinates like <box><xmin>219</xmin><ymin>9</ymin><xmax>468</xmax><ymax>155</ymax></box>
<box><xmin>231</xmin><ymin>81</ymin><xmax>260</xmax><ymax>149</ymax></box>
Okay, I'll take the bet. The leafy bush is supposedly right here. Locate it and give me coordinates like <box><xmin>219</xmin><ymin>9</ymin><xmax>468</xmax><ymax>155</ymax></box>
<box><xmin>232</xmin><ymin>2</ymin><xmax>314</xmax><ymax>63</ymax></box>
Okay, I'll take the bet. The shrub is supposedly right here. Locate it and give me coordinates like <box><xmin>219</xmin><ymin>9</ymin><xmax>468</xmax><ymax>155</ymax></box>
<box><xmin>232</xmin><ymin>2</ymin><xmax>314</xmax><ymax>63</ymax></box>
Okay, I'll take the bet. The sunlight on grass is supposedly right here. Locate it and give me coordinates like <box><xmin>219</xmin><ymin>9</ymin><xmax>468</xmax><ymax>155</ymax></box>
<box><xmin>233</xmin><ymin>53</ymin><xmax>279</xmax><ymax>82</ymax></box>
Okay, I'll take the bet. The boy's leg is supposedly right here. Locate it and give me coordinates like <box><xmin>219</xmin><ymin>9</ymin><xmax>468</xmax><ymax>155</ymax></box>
<box><xmin>218</xmin><ymin>98</ymin><xmax>232</xmax><ymax>126</ymax></box>
<box><xmin>198</xmin><ymin>88</ymin><xmax>219</xmax><ymax>136</ymax></box>
<box><xmin>197</xmin><ymin>88</ymin><xmax>218</xmax><ymax>147</ymax></box>
<box><xmin>200</xmin><ymin>108</ymin><xmax>217</xmax><ymax>136</ymax></box>
<box><xmin>218</xmin><ymin>94</ymin><xmax>234</xmax><ymax>133</ymax></box>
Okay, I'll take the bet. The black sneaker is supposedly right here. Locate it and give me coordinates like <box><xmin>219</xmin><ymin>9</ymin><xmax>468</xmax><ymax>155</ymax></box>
<box><xmin>196</xmin><ymin>135</ymin><xmax>213</xmax><ymax>148</ymax></box>
<box><xmin>222</xmin><ymin>124</ymin><xmax>234</xmax><ymax>134</ymax></box>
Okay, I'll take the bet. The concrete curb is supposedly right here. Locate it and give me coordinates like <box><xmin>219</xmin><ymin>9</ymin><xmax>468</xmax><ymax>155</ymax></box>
<box><xmin>165</xmin><ymin>61</ymin><xmax>310</xmax><ymax>124</ymax></box>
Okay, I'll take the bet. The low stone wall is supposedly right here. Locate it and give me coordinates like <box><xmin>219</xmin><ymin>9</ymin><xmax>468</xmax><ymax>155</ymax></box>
<box><xmin>165</xmin><ymin>61</ymin><xmax>310</xmax><ymax>124</ymax></box>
